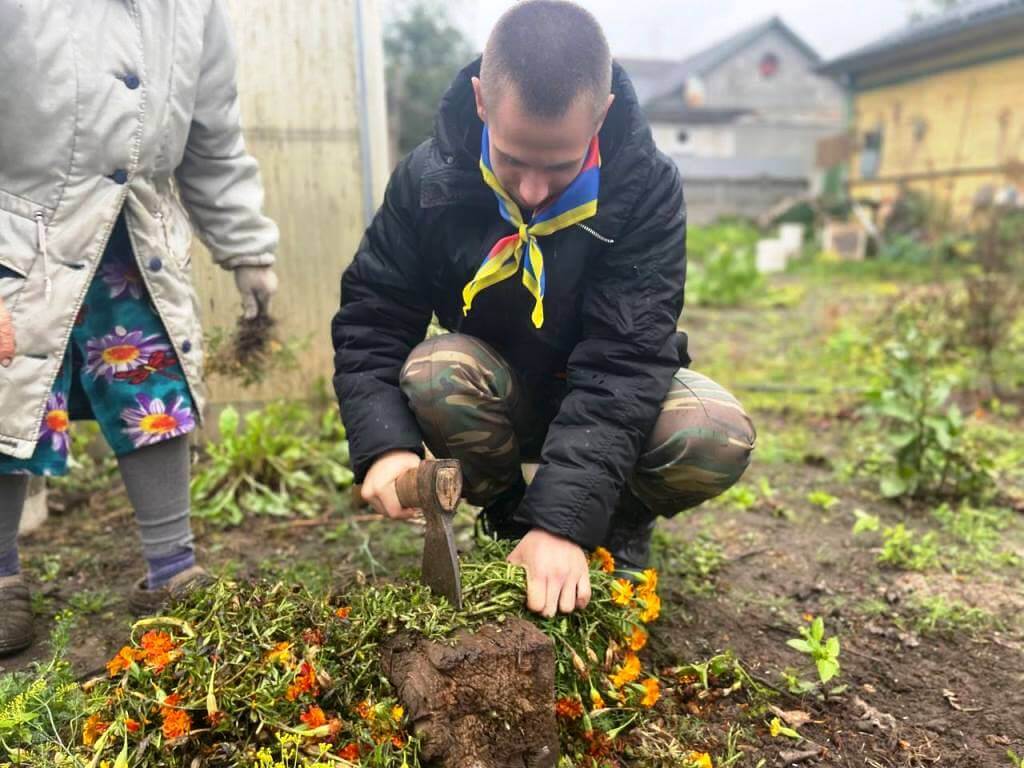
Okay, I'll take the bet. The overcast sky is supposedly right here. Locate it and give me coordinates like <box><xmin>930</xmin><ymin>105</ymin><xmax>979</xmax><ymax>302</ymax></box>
<box><xmin>380</xmin><ymin>0</ymin><xmax>927</xmax><ymax>62</ymax></box>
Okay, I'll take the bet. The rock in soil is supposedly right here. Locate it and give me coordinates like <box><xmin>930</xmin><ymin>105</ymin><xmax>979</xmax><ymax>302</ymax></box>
<box><xmin>381</xmin><ymin>618</ymin><xmax>558</xmax><ymax>768</ymax></box>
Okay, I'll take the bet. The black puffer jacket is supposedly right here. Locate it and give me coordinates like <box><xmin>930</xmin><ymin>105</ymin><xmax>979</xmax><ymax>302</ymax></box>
<box><xmin>332</xmin><ymin>58</ymin><xmax>687</xmax><ymax>549</ymax></box>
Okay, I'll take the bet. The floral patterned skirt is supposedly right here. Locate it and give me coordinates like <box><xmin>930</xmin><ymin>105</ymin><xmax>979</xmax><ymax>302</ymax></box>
<box><xmin>0</xmin><ymin>213</ymin><xmax>196</xmax><ymax>477</ymax></box>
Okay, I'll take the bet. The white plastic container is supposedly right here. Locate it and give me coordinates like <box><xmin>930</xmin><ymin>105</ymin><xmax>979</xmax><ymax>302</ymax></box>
<box><xmin>779</xmin><ymin>223</ymin><xmax>805</xmax><ymax>258</ymax></box>
<box><xmin>756</xmin><ymin>239</ymin><xmax>789</xmax><ymax>273</ymax></box>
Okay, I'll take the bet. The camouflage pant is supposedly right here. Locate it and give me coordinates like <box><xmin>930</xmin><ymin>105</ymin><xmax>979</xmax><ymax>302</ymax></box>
<box><xmin>399</xmin><ymin>334</ymin><xmax>755</xmax><ymax>517</ymax></box>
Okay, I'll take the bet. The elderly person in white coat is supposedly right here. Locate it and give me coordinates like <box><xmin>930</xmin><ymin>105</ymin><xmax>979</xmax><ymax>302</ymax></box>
<box><xmin>0</xmin><ymin>0</ymin><xmax>280</xmax><ymax>655</ymax></box>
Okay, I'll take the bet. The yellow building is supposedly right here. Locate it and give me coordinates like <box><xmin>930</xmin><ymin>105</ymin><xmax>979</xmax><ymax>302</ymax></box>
<box><xmin>819</xmin><ymin>0</ymin><xmax>1024</xmax><ymax>216</ymax></box>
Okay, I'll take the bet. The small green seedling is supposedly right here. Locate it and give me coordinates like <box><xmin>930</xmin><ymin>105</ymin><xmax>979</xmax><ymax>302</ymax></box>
<box><xmin>1008</xmin><ymin>749</ymin><xmax>1023</xmax><ymax>768</ymax></box>
<box><xmin>851</xmin><ymin>508</ymin><xmax>880</xmax><ymax>535</ymax></box>
<box><xmin>807</xmin><ymin>490</ymin><xmax>839</xmax><ymax>511</ymax></box>
<box><xmin>787</xmin><ymin>617</ymin><xmax>841</xmax><ymax>684</ymax></box>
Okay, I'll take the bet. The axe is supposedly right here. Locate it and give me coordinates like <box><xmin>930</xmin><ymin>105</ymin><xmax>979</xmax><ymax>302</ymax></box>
<box><xmin>395</xmin><ymin>459</ymin><xmax>463</xmax><ymax>609</ymax></box>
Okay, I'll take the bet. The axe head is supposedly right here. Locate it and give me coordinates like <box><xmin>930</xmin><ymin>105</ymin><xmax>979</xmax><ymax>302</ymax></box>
<box><xmin>396</xmin><ymin>459</ymin><xmax>463</xmax><ymax>609</ymax></box>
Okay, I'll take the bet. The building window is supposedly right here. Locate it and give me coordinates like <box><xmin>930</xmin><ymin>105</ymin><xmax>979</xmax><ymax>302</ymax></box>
<box><xmin>860</xmin><ymin>129</ymin><xmax>884</xmax><ymax>180</ymax></box>
<box><xmin>677</xmin><ymin>130</ymin><xmax>690</xmax><ymax>145</ymax></box>
<box><xmin>759</xmin><ymin>52</ymin><xmax>780</xmax><ymax>78</ymax></box>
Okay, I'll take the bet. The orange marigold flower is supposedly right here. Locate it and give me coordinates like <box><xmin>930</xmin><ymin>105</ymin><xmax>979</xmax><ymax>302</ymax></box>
<box><xmin>286</xmin><ymin>662</ymin><xmax>320</xmax><ymax>702</ymax></box>
<box><xmin>140</xmin><ymin>630</ymin><xmax>175</xmax><ymax>655</ymax></box>
<box><xmin>264</xmin><ymin>641</ymin><xmax>293</xmax><ymax>665</ymax></box>
<box><xmin>125</xmin><ymin>718</ymin><xmax>141</xmax><ymax>733</ymax></box>
<box><xmin>583</xmin><ymin>729</ymin><xmax>613</xmax><ymax>759</ymax></box>
<box><xmin>161</xmin><ymin>693</ymin><xmax>182</xmax><ymax>710</ymax></box>
<box><xmin>554</xmin><ymin>696</ymin><xmax>584</xmax><ymax>720</ymax></box>
<box><xmin>162</xmin><ymin>709</ymin><xmax>191</xmax><ymax>740</ymax></box>
<box><xmin>589</xmin><ymin>547</ymin><xmax>615</xmax><ymax>573</ymax></box>
<box><xmin>610</xmin><ymin>578</ymin><xmax>634</xmax><ymax>606</ymax></box>
<box><xmin>354</xmin><ymin>699</ymin><xmax>372</xmax><ymax>720</ymax></box>
<box><xmin>335</xmin><ymin>606</ymin><xmax>351</xmax><ymax>620</ymax></box>
<box><xmin>628</xmin><ymin>626</ymin><xmax>648</xmax><ymax>651</ymax></box>
<box><xmin>391</xmin><ymin>734</ymin><xmax>406</xmax><ymax>748</ymax></box>
<box><xmin>301</xmin><ymin>705</ymin><xmax>328</xmax><ymax>729</ymax></box>
<box><xmin>82</xmin><ymin>714</ymin><xmax>108</xmax><ymax>746</ymax></box>
<box><xmin>590</xmin><ymin>688</ymin><xmax>605</xmax><ymax>710</ymax></box>
<box><xmin>338</xmin><ymin>742</ymin><xmax>361</xmax><ymax>761</ymax></box>
<box><xmin>610</xmin><ymin>651</ymin><xmax>642</xmax><ymax>689</ymax></box>
<box><xmin>106</xmin><ymin>645</ymin><xmax>142</xmax><ymax>677</ymax></box>
<box><xmin>639</xmin><ymin>592</ymin><xmax>662</xmax><ymax>624</ymax></box>
<box><xmin>638</xmin><ymin>568</ymin><xmax>658</xmax><ymax>594</ymax></box>
<box><xmin>640</xmin><ymin>677</ymin><xmax>661</xmax><ymax>708</ymax></box>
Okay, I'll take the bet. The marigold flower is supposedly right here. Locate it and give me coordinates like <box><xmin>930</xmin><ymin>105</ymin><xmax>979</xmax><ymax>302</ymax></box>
<box><xmin>590</xmin><ymin>688</ymin><xmax>605</xmax><ymax>710</ymax></box>
<box><xmin>583</xmin><ymin>729</ymin><xmax>613</xmax><ymax>759</ymax></box>
<box><xmin>628</xmin><ymin>626</ymin><xmax>648</xmax><ymax>651</ymax></box>
<box><xmin>83</xmin><ymin>714</ymin><xmax>108</xmax><ymax>746</ymax></box>
<box><xmin>555</xmin><ymin>696</ymin><xmax>584</xmax><ymax>720</ymax></box>
<box><xmin>303</xmin><ymin>628</ymin><xmax>325</xmax><ymax>646</ymax></box>
<box><xmin>354</xmin><ymin>700</ymin><xmax>372</xmax><ymax>720</ymax></box>
<box><xmin>637</xmin><ymin>568</ymin><xmax>658</xmax><ymax>594</ymax></box>
<box><xmin>391</xmin><ymin>704</ymin><xmax>404</xmax><ymax>722</ymax></box>
<box><xmin>139</xmin><ymin>630</ymin><xmax>180</xmax><ymax>672</ymax></box>
<box><xmin>589</xmin><ymin>547</ymin><xmax>615</xmax><ymax>573</ymax></box>
<box><xmin>105</xmin><ymin>645</ymin><xmax>142</xmax><ymax>677</ymax></box>
<box><xmin>161</xmin><ymin>693</ymin><xmax>182</xmax><ymax>711</ymax></box>
<box><xmin>124</xmin><ymin>718</ymin><xmax>141</xmax><ymax>733</ymax></box>
<box><xmin>610</xmin><ymin>578</ymin><xmax>634</xmax><ymax>606</ymax></box>
<box><xmin>610</xmin><ymin>651</ymin><xmax>642</xmax><ymax>689</ymax></box>
<box><xmin>639</xmin><ymin>592</ymin><xmax>662</xmax><ymax>623</ymax></box>
<box><xmin>687</xmin><ymin>752</ymin><xmax>713</xmax><ymax>768</ymax></box>
<box><xmin>640</xmin><ymin>677</ymin><xmax>661</xmax><ymax>708</ymax></box>
<box><xmin>338</xmin><ymin>742</ymin><xmax>361</xmax><ymax>761</ymax></box>
<box><xmin>162</xmin><ymin>709</ymin><xmax>191</xmax><ymax>740</ymax></box>
<box><xmin>335</xmin><ymin>606</ymin><xmax>351</xmax><ymax>620</ymax></box>
<box><xmin>264</xmin><ymin>641</ymin><xmax>293</xmax><ymax>665</ymax></box>
<box><xmin>301</xmin><ymin>706</ymin><xmax>327</xmax><ymax>729</ymax></box>
<box><xmin>286</xmin><ymin>662</ymin><xmax>320</xmax><ymax>701</ymax></box>
<box><xmin>391</xmin><ymin>734</ymin><xmax>406</xmax><ymax>748</ymax></box>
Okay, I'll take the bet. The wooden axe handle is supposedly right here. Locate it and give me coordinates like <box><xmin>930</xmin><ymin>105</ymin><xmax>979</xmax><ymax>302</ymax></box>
<box><xmin>395</xmin><ymin>459</ymin><xmax>462</xmax><ymax>512</ymax></box>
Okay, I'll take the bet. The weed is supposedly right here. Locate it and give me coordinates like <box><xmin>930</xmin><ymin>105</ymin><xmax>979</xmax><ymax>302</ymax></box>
<box><xmin>652</xmin><ymin>531</ymin><xmax>724</xmax><ymax>597</ymax></box>
<box><xmin>67</xmin><ymin>590</ymin><xmax>114</xmax><ymax>617</ymax></box>
<box><xmin>905</xmin><ymin>595</ymin><xmax>999</xmax><ymax>636</ymax></box>
<box><xmin>686</xmin><ymin>222</ymin><xmax>764</xmax><ymax>307</ymax></box>
<box><xmin>786</xmin><ymin>616</ymin><xmax>840</xmax><ymax>688</ymax></box>
<box><xmin>877</xmin><ymin>524</ymin><xmax>940</xmax><ymax>571</ymax></box>
<box><xmin>191</xmin><ymin>403</ymin><xmax>354</xmax><ymax>527</ymax></box>
<box><xmin>851</xmin><ymin>509</ymin><xmax>881</xmax><ymax>535</ymax></box>
<box><xmin>718</xmin><ymin>484</ymin><xmax>758</xmax><ymax>511</ymax></box>
<box><xmin>1008</xmin><ymin>749</ymin><xmax>1024</xmax><ymax>768</ymax></box>
<box><xmin>807</xmin><ymin>490</ymin><xmax>839</xmax><ymax>511</ymax></box>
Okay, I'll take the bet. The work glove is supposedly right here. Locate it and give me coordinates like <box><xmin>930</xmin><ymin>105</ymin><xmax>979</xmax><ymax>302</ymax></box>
<box><xmin>0</xmin><ymin>296</ymin><xmax>14</xmax><ymax>367</ymax></box>
<box><xmin>233</xmin><ymin>266</ymin><xmax>279</xmax><ymax>320</ymax></box>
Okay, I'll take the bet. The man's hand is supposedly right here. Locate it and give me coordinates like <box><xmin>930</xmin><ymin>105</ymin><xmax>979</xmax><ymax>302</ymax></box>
<box><xmin>233</xmin><ymin>266</ymin><xmax>279</xmax><ymax>320</ymax></box>
<box><xmin>0</xmin><ymin>296</ymin><xmax>15</xmax><ymax>367</ymax></box>
<box><xmin>361</xmin><ymin>450</ymin><xmax>422</xmax><ymax>520</ymax></box>
<box><xmin>508</xmin><ymin>529</ymin><xmax>592</xmax><ymax>617</ymax></box>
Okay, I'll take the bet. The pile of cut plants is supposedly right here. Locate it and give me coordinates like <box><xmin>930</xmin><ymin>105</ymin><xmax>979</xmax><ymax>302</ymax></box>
<box><xmin>0</xmin><ymin>539</ymin><xmax>731</xmax><ymax>768</ymax></box>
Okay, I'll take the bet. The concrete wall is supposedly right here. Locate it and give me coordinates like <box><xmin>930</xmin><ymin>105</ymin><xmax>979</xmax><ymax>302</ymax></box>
<box><xmin>189</xmin><ymin>0</ymin><xmax>389</xmax><ymax>407</ymax></box>
<box><xmin>704</xmin><ymin>27</ymin><xmax>845</xmax><ymax>121</ymax></box>
<box><xmin>683</xmin><ymin>177</ymin><xmax>809</xmax><ymax>225</ymax></box>
<box><xmin>651</xmin><ymin>123</ymin><xmax>736</xmax><ymax>157</ymax></box>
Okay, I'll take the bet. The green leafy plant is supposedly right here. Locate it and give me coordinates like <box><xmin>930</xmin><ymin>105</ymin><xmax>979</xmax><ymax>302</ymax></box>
<box><xmin>877</xmin><ymin>523</ymin><xmax>940</xmax><ymax>571</ymax></box>
<box><xmin>851</xmin><ymin>509</ymin><xmax>881</xmax><ymax>535</ymax></box>
<box><xmin>863</xmin><ymin>325</ymin><xmax>992</xmax><ymax>500</ymax></box>
<box><xmin>806</xmin><ymin>490</ymin><xmax>839</xmax><ymax>510</ymax></box>
<box><xmin>1008</xmin><ymin>749</ymin><xmax>1024</xmax><ymax>768</ymax></box>
<box><xmin>907</xmin><ymin>595</ymin><xmax>997</xmax><ymax>636</ymax></box>
<box><xmin>190</xmin><ymin>403</ymin><xmax>354</xmax><ymax>527</ymax></box>
<box><xmin>786</xmin><ymin>617</ymin><xmax>840</xmax><ymax>686</ymax></box>
<box><xmin>686</xmin><ymin>222</ymin><xmax>764</xmax><ymax>307</ymax></box>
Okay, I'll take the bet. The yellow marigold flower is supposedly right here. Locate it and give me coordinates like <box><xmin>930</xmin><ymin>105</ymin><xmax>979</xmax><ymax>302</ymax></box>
<box><xmin>610</xmin><ymin>578</ymin><xmax>634</xmax><ymax>606</ymax></box>
<box><xmin>589</xmin><ymin>547</ymin><xmax>615</xmax><ymax>573</ymax></box>
<box><xmin>628</xmin><ymin>626</ymin><xmax>648</xmax><ymax>651</ymax></box>
<box><xmin>264</xmin><ymin>641</ymin><xmax>293</xmax><ymax>665</ymax></box>
<box><xmin>82</xmin><ymin>714</ymin><xmax>108</xmax><ymax>746</ymax></box>
<box><xmin>639</xmin><ymin>592</ymin><xmax>661</xmax><ymax>623</ymax></box>
<box><xmin>640</xmin><ymin>677</ymin><xmax>661</xmax><ymax>708</ymax></box>
<box><xmin>610</xmin><ymin>651</ymin><xmax>642</xmax><ymax>689</ymax></box>
<box><xmin>391</xmin><ymin>705</ymin><xmax>404</xmax><ymax>722</ymax></box>
<box><xmin>687</xmin><ymin>752</ymin><xmax>713</xmax><ymax>768</ymax></box>
<box><xmin>590</xmin><ymin>688</ymin><xmax>605</xmax><ymax>710</ymax></box>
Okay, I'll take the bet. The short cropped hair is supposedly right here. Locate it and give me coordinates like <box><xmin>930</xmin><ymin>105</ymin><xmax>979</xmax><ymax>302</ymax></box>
<box><xmin>480</xmin><ymin>1</ymin><xmax>612</xmax><ymax>121</ymax></box>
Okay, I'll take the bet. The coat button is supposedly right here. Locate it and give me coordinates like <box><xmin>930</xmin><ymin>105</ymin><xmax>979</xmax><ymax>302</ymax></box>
<box><xmin>181</xmin><ymin>340</ymin><xmax>192</xmax><ymax>353</ymax></box>
<box><xmin>111</xmin><ymin>169</ymin><xmax>128</xmax><ymax>184</ymax></box>
<box><xmin>148</xmin><ymin>257</ymin><xmax>163</xmax><ymax>272</ymax></box>
<box><xmin>123</xmin><ymin>74</ymin><xmax>140</xmax><ymax>90</ymax></box>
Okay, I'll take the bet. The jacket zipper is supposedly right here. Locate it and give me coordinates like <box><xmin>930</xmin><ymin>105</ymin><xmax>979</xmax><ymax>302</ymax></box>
<box><xmin>34</xmin><ymin>211</ymin><xmax>52</xmax><ymax>300</ymax></box>
<box><xmin>575</xmin><ymin>222</ymin><xmax>615</xmax><ymax>244</ymax></box>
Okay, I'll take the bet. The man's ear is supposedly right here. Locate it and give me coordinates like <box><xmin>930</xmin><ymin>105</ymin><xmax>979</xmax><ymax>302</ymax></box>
<box><xmin>595</xmin><ymin>93</ymin><xmax>615</xmax><ymax>134</ymax></box>
<box><xmin>471</xmin><ymin>76</ymin><xmax>487</xmax><ymax>123</ymax></box>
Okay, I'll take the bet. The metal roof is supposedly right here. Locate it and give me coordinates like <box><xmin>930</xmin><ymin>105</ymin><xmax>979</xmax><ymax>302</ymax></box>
<box><xmin>672</xmin><ymin>154</ymin><xmax>808</xmax><ymax>181</ymax></box>
<box><xmin>819</xmin><ymin>0</ymin><xmax>1024</xmax><ymax>76</ymax></box>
